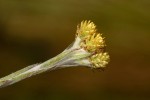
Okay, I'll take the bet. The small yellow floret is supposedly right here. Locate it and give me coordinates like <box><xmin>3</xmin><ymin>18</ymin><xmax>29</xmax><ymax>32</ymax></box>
<box><xmin>81</xmin><ymin>33</ymin><xmax>105</xmax><ymax>52</ymax></box>
<box><xmin>77</xmin><ymin>20</ymin><xmax>96</xmax><ymax>39</ymax></box>
<box><xmin>90</xmin><ymin>52</ymin><xmax>110</xmax><ymax>68</ymax></box>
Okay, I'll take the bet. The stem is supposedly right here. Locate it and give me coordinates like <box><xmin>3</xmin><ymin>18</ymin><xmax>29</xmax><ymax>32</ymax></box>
<box><xmin>0</xmin><ymin>49</ymin><xmax>73</xmax><ymax>88</ymax></box>
<box><xmin>0</xmin><ymin>47</ymin><xmax>91</xmax><ymax>88</ymax></box>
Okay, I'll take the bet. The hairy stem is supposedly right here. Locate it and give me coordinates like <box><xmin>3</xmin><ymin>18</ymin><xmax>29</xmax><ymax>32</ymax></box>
<box><xmin>0</xmin><ymin>49</ymin><xmax>73</xmax><ymax>88</ymax></box>
<box><xmin>0</xmin><ymin>47</ymin><xmax>91</xmax><ymax>88</ymax></box>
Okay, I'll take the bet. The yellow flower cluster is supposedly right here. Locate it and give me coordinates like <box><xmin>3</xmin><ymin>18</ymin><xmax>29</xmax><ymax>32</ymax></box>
<box><xmin>77</xmin><ymin>21</ymin><xmax>96</xmax><ymax>39</ymax></box>
<box><xmin>90</xmin><ymin>52</ymin><xmax>109</xmax><ymax>68</ymax></box>
<box><xmin>76</xmin><ymin>20</ymin><xmax>109</xmax><ymax>68</ymax></box>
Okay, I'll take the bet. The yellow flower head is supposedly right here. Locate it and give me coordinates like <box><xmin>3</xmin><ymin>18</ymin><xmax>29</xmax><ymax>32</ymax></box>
<box><xmin>76</xmin><ymin>20</ymin><xmax>109</xmax><ymax>68</ymax></box>
<box><xmin>81</xmin><ymin>33</ymin><xmax>105</xmax><ymax>53</ymax></box>
<box><xmin>90</xmin><ymin>52</ymin><xmax>110</xmax><ymax>68</ymax></box>
<box><xmin>77</xmin><ymin>20</ymin><xmax>96</xmax><ymax>39</ymax></box>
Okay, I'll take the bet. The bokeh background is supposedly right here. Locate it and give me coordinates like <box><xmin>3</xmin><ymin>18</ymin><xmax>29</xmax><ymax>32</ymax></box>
<box><xmin>0</xmin><ymin>0</ymin><xmax>150</xmax><ymax>100</ymax></box>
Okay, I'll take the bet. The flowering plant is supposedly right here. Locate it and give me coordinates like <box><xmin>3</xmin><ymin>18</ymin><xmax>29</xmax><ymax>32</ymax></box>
<box><xmin>0</xmin><ymin>20</ymin><xmax>109</xmax><ymax>88</ymax></box>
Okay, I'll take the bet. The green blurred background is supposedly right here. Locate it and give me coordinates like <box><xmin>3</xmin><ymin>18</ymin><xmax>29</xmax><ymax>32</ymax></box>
<box><xmin>0</xmin><ymin>0</ymin><xmax>150</xmax><ymax>100</ymax></box>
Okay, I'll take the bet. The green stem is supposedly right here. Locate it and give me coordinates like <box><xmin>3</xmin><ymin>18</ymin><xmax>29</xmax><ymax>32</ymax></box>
<box><xmin>0</xmin><ymin>49</ymin><xmax>72</xmax><ymax>88</ymax></box>
<box><xmin>0</xmin><ymin>45</ymin><xmax>91</xmax><ymax>88</ymax></box>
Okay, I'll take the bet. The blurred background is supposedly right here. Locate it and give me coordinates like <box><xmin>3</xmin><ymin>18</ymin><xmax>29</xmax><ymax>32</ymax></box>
<box><xmin>0</xmin><ymin>0</ymin><xmax>150</xmax><ymax>100</ymax></box>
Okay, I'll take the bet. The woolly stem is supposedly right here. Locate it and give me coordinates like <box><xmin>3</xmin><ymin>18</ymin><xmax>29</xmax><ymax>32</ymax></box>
<box><xmin>0</xmin><ymin>47</ymin><xmax>91</xmax><ymax>88</ymax></box>
<box><xmin>0</xmin><ymin>49</ymin><xmax>73</xmax><ymax>88</ymax></box>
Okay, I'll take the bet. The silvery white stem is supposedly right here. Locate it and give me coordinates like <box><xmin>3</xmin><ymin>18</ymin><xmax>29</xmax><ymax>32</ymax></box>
<box><xmin>0</xmin><ymin>38</ymin><xmax>91</xmax><ymax>88</ymax></box>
